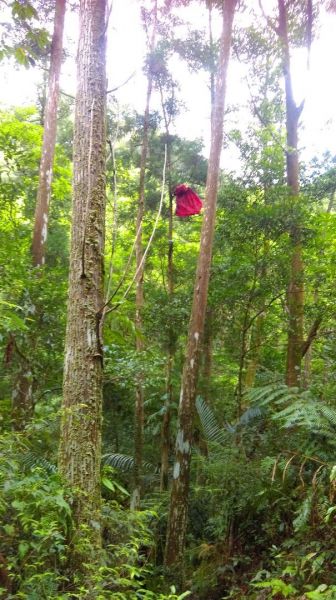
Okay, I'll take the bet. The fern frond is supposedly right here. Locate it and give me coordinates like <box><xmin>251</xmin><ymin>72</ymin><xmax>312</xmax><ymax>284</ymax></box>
<box><xmin>247</xmin><ymin>384</ymin><xmax>299</xmax><ymax>408</ymax></box>
<box><xmin>319</xmin><ymin>405</ymin><xmax>336</xmax><ymax>426</ymax></box>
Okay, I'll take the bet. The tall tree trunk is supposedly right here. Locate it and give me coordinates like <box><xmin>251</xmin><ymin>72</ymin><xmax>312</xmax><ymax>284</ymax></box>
<box><xmin>277</xmin><ymin>0</ymin><xmax>304</xmax><ymax>387</ymax></box>
<box><xmin>160</xmin><ymin>151</ymin><xmax>174</xmax><ymax>492</ymax></box>
<box><xmin>131</xmin><ymin>0</ymin><xmax>158</xmax><ymax>510</ymax></box>
<box><xmin>58</xmin><ymin>0</ymin><xmax>107</xmax><ymax>554</ymax></box>
<box><xmin>12</xmin><ymin>0</ymin><xmax>66</xmax><ymax>430</ymax></box>
<box><xmin>32</xmin><ymin>0</ymin><xmax>66</xmax><ymax>267</ymax></box>
<box><xmin>164</xmin><ymin>0</ymin><xmax>237</xmax><ymax>573</ymax></box>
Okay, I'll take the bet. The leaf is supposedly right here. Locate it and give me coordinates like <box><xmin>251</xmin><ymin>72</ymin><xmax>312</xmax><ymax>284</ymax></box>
<box><xmin>113</xmin><ymin>481</ymin><xmax>130</xmax><ymax>496</ymax></box>
<box><xmin>18</xmin><ymin>541</ymin><xmax>29</xmax><ymax>559</ymax></box>
<box><xmin>14</xmin><ymin>46</ymin><xmax>28</xmax><ymax>66</ymax></box>
<box><xmin>102</xmin><ymin>477</ymin><xmax>115</xmax><ymax>492</ymax></box>
<box><xmin>54</xmin><ymin>495</ymin><xmax>71</xmax><ymax>515</ymax></box>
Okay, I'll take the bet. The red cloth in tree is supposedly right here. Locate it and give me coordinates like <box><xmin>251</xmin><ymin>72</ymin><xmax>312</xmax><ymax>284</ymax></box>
<box><xmin>174</xmin><ymin>184</ymin><xmax>203</xmax><ymax>217</ymax></box>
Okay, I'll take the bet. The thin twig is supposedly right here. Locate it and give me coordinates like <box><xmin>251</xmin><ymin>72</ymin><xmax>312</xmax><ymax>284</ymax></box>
<box><xmin>106</xmin><ymin>71</ymin><xmax>136</xmax><ymax>94</ymax></box>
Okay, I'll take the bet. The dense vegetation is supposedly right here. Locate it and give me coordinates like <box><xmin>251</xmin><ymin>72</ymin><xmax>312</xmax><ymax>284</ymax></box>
<box><xmin>1</xmin><ymin>0</ymin><xmax>336</xmax><ymax>599</ymax></box>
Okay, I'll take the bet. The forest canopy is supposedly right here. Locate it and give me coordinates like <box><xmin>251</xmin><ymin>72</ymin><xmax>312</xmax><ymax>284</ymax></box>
<box><xmin>1</xmin><ymin>1</ymin><xmax>336</xmax><ymax>599</ymax></box>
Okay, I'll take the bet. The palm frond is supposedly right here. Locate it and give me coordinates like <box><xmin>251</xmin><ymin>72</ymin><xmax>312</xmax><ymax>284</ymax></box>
<box><xmin>239</xmin><ymin>406</ymin><xmax>264</xmax><ymax>426</ymax></box>
<box><xmin>20</xmin><ymin>451</ymin><xmax>57</xmax><ymax>474</ymax></box>
<box><xmin>102</xmin><ymin>453</ymin><xmax>157</xmax><ymax>473</ymax></box>
<box><xmin>195</xmin><ymin>396</ymin><xmax>227</xmax><ymax>444</ymax></box>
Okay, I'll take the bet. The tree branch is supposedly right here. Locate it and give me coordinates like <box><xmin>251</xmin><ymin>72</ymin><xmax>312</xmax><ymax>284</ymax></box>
<box><xmin>106</xmin><ymin>71</ymin><xmax>136</xmax><ymax>94</ymax></box>
<box><xmin>301</xmin><ymin>315</ymin><xmax>323</xmax><ymax>357</ymax></box>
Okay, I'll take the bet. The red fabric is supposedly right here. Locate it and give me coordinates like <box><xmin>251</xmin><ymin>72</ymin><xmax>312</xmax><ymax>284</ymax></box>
<box><xmin>174</xmin><ymin>184</ymin><xmax>203</xmax><ymax>217</ymax></box>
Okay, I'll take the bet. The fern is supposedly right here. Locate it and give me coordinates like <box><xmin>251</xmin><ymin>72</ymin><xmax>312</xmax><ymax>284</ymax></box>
<box><xmin>247</xmin><ymin>383</ymin><xmax>294</xmax><ymax>406</ymax></box>
<box><xmin>293</xmin><ymin>492</ymin><xmax>313</xmax><ymax>531</ymax></box>
<box><xmin>247</xmin><ymin>384</ymin><xmax>336</xmax><ymax>449</ymax></box>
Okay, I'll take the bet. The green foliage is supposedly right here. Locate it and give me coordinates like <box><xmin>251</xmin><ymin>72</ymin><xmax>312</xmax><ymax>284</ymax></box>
<box><xmin>0</xmin><ymin>431</ymin><xmax>72</xmax><ymax>598</ymax></box>
<box><xmin>1</xmin><ymin>2</ymin><xmax>336</xmax><ymax>595</ymax></box>
<box><xmin>0</xmin><ymin>0</ymin><xmax>50</xmax><ymax>66</ymax></box>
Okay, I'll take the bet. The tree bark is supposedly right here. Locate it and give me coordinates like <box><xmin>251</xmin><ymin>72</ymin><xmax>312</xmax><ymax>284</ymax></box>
<box><xmin>58</xmin><ymin>0</ymin><xmax>107</xmax><ymax>552</ymax></box>
<box><xmin>164</xmin><ymin>0</ymin><xmax>237</xmax><ymax>573</ymax></box>
<box><xmin>202</xmin><ymin>306</ymin><xmax>213</xmax><ymax>404</ymax></box>
<box><xmin>32</xmin><ymin>0</ymin><xmax>66</xmax><ymax>267</ymax></box>
<box><xmin>12</xmin><ymin>366</ymin><xmax>33</xmax><ymax>430</ymax></box>
<box><xmin>277</xmin><ymin>0</ymin><xmax>305</xmax><ymax>387</ymax></box>
<box><xmin>131</xmin><ymin>0</ymin><xmax>158</xmax><ymax>510</ymax></box>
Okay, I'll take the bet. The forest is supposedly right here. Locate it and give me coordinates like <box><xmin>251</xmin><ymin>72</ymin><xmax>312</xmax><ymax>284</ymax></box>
<box><xmin>1</xmin><ymin>0</ymin><xmax>336</xmax><ymax>598</ymax></box>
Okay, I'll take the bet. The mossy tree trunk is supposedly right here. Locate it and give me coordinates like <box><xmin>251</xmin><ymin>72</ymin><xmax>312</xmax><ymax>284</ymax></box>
<box><xmin>164</xmin><ymin>0</ymin><xmax>237</xmax><ymax>574</ymax></box>
<box><xmin>58</xmin><ymin>0</ymin><xmax>107</xmax><ymax>553</ymax></box>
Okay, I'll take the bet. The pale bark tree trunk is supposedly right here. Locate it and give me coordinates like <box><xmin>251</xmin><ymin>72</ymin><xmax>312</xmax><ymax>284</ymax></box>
<box><xmin>58</xmin><ymin>0</ymin><xmax>107</xmax><ymax>553</ymax></box>
<box><xmin>277</xmin><ymin>0</ymin><xmax>305</xmax><ymax>387</ymax></box>
<box><xmin>164</xmin><ymin>0</ymin><xmax>237</xmax><ymax>572</ymax></box>
<box><xmin>11</xmin><ymin>0</ymin><xmax>66</xmax><ymax>430</ymax></box>
<box><xmin>32</xmin><ymin>0</ymin><xmax>66</xmax><ymax>267</ymax></box>
<box><xmin>159</xmin><ymin>79</ymin><xmax>175</xmax><ymax>492</ymax></box>
<box><xmin>131</xmin><ymin>0</ymin><xmax>158</xmax><ymax>510</ymax></box>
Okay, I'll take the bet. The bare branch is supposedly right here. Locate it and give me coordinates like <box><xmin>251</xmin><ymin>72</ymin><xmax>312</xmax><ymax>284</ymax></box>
<box><xmin>258</xmin><ymin>0</ymin><xmax>279</xmax><ymax>35</ymax></box>
<box><xmin>106</xmin><ymin>71</ymin><xmax>136</xmax><ymax>95</ymax></box>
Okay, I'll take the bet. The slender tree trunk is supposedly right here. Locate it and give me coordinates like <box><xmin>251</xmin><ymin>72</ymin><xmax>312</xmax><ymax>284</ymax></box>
<box><xmin>12</xmin><ymin>367</ymin><xmax>33</xmax><ymax>429</ymax></box>
<box><xmin>244</xmin><ymin>239</ymin><xmax>269</xmax><ymax>390</ymax></box>
<box><xmin>208</xmin><ymin>0</ymin><xmax>215</xmax><ymax>123</ymax></box>
<box><xmin>244</xmin><ymin>312</ymin><xmax>264</xmax><ymax>388</ymax></box>
<box><xmin>11</xmin><ymin>0</ymin><xmax>66</xmax><ymax>430</ymax></box>
<box><xmin>58</xmin><ymin>0</ymin><xmax>107</xmax><ymax>554</ymax></box>
<box><xmin>161</xmin><ymin>161</ymin><xmax>174</xmax><ymax>492</ymax></box>
<box><xmin>164</xmin><ymin>0</ymin><xmax>237</xmax><ymax>572</ymax></box>
<box><xmin>32</xmin><ymin>0</ymin><xmax>66</xmax><ymax>267</ymax></box>
<box><xmin>132</xmin><ymin>0</ymin><xmax>158</xmax><ymax>510</ymax></box>
<box><xmin>303</xmin><ymin>343</ymin><xmax>312</xmax><ymax>389</ymax></box>
<box><xmin>277</xmin><ymin>0</ymin><xmax>304</xmax><ymax>387</ymax></box>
